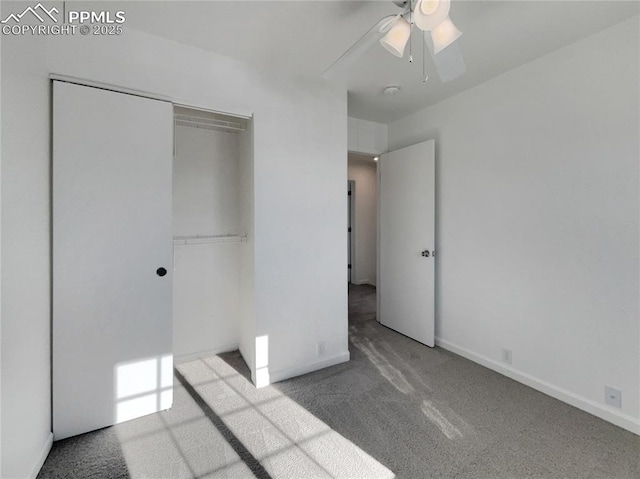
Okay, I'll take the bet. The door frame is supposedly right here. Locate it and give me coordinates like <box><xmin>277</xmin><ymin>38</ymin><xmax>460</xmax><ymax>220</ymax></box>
<box><xmin>49</xmin><ymin>73</ymin><xmax>252</xmax><ymax>120</ymax></box>
<box><xmin>348</xmin><ymin>180</ymin><xmax>356</xmax><ymax>283</ymax></box>
<box><xmin>49</xmin><ymin>74</ymin><xmax>256</xmax><ymax>433</ymax></box>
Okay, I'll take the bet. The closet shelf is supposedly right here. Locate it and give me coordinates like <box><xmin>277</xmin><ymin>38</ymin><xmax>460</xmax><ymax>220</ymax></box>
<box><xmin>173</xmin><ymin>234</ymin><xmax>247</xmax><ymax>245</ymax></box>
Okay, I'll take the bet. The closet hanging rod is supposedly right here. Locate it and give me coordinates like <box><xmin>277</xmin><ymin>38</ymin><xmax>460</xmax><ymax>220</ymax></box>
<box><xmin>174</xmin><ymin>114</ymin><xmax>247</xmax><ymax>133</ymax></box>
<box><xmin>173</xmin><ymin>103</ymin><xmax>251</xmax><ymax>120</ymax></box>
<box><xmin>174</xmin><ymin>120</ymin><xmax>244</xmax><ymax>133</ymax></box>
<box><xmin>173</xmin><ymin>234</ymin><xmax>248</xmax><ymax>245</ymax></box>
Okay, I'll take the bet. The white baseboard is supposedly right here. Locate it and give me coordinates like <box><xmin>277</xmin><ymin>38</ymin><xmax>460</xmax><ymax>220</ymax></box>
<box><xmin>27</xmin><ymin>432</ymin><xmax>53</xmax><ymax>479</ymax></box>
<box><xmin>435</xmin><ymin>337</ymin><xmax>640</xmax><ymax>436</ymax></box>
<box><xmin>174</xmin><ymin>344</ymin><xmax>239</xmax><ymax>364</ymax></box>
<box><xmin>353</xmin><ymin>279</ymin><xmax>376</xmax><ymax>286</ymax></box>
<box><xmin>269</xmin><ymin>351</ymin><xmax>351</xmax><ymax>384</ymax></box>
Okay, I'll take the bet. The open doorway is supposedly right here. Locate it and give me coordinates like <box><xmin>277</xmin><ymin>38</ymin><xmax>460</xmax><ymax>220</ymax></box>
<box><xmin>347</xmin><ymin>152</ymin><xmax>378</xmax><ymax>322</ymax></box>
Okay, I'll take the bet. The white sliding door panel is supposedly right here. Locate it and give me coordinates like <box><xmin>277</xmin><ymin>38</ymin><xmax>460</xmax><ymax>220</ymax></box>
<box><xmin>53</xmin><ymin>81</ymin><xmax>174</xmax><ymax>439</ymax></box>
<box><xmin>378</xmin><ymin>140</ymin><xmax>435</xmax><ymax>346</ymax></box>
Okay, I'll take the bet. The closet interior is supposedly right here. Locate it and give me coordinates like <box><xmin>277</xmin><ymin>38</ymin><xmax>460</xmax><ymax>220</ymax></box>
<box><xmin>172</xmin><ymin>105</ymin><xmax>253</xmax><ymax>363</ymax></box>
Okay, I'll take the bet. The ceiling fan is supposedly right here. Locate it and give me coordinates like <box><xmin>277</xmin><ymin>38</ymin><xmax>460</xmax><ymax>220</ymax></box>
<box><xmin>322</xmin><ymin>0</ymin><xmax>466</xmax><ymax>84</ymax></box>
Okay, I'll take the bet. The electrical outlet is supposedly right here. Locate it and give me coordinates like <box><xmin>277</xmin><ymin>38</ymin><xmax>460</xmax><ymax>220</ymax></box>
<box><xmin>604</xmin><ymin>386</ymin><xmax>622</xmax><ymax>408</ymax></box>
<box><xmin>317</xmin><ymin>341</ymin><xmax>325</xmax><ymax>357</ymax></box>
<box><xmin>501</xmin><ymin>348</ymin><xmax>512</xmax><ymax>365</ymax></box>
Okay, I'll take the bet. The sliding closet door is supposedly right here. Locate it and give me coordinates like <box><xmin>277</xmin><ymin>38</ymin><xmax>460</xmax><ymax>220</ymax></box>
<box><xmin>53</xmin><ymin>81</ymin><xmax>174</xmax><ymax>439</ymax></box>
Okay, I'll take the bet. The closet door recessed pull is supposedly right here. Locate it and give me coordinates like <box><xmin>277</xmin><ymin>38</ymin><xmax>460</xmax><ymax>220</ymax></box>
<box><xmin>156</xmin><ymin>267</ymin><xmax>167</xmax><ymax>277</ymax></box>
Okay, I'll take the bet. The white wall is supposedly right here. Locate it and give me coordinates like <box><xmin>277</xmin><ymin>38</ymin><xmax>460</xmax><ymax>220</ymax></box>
<box><xmin>348</xmin><ymin>117</ymin><xmax>387</xmax><ymax>155</ymax></box>
<box><xmin>238</xmin><ymin>121</ymin><xmax>256</xmax><ymax>373</ymax></box>
<box><xmin>49</xmin><ymin>29</ymin><xmax>349</xmax><ymax>383</ymax></box>
<box><xmin>1</xmin><ymin>21</ymin><xmax>348</xmax><ymax>478</ymax></box>
<box><xmin>388</xmin><ymin>17</ymin><xmax>640</xmax><ymax>433</ymax></box>
<box><xmin>348</xmin><ymin>154</ymin><xmax>378</xmax><ymax>286</ymax></box>
<box><xmin>173</xmin><ymin>243</ymin><xmax>241</xmax><ymax>359</ymax></box>
<box><xmin>0</xmin><ymin>12</ymin><xmax>53</xmax><ymax>479</ymax></box>
<box><xmin>173</xmin><ymin>125</ymin><xmax>241</xmax><ymax>237</ymax></box>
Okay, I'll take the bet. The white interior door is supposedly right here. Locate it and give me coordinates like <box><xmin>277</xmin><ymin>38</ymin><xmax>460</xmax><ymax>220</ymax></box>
<box><xmin>53</xmin><ymin>81</ymin><xmax>174</xmax><ymax>439</ymax></box>
<box><xmin>378</xmin><ymin>140</ymin><xmax>435</xmax><ymax>346</ymax></box>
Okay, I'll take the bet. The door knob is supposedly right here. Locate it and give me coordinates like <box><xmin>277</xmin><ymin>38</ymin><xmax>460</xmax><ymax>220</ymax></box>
<box><xmin>156</xmin><ymin>267</ymin><xmax>167</xmax><ymax>277</ymax></box>
<box><xmin>421</xmin><ymin>250</ymin><xmax>430</xmax><ymax>257</ymax></box>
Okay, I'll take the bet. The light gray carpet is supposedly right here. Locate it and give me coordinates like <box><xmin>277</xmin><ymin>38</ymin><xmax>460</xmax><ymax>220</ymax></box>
<box><xmin>38</xmin><ymin>285</ymin><xmax>639</xmax><ymax>478</ymax></box>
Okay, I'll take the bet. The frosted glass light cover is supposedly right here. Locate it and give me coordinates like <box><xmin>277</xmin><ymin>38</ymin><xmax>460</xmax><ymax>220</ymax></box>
<box><xmin>414</xmin><ymin>0</ymin><xmax>450</xmax><ymax>31</ymax></box>
<box><xmin>431</xmin><ymin>17</ymin><xmax>462</xmax><ymax>54</ymax></box>
<box><xmin>420</xmin><ymin>0</ymin><xmax>440</xmax><ymax>15</ymax></box>
<box><xmin>380</xmin><ymin>16</ymin><xmax>411</xmax><ymax>57</ymax></box>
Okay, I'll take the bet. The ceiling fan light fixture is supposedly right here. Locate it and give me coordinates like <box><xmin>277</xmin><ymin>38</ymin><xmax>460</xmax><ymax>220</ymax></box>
<box><xmin>378</xmin><ymin>14</ymin><xmax>400</xmax><ymax>34</ymax></box>
<box><xmin>379</xmin><ymin>16</ymin><xmax>411</xmax><ymax>57</ymax></box>
<box><xmin>431</xmin><ymin>17</ymin><xmax>462</xmax><ymax>54</ymax></box>
<box><xmin>414</xmin><ymin>0</ymin><xmax>450</xmax><ymax>31</ymax></box>
<box><xmin>420</xmin><ymin>0</ymin><xmax>440</xmax><ymax>15</ymax></box>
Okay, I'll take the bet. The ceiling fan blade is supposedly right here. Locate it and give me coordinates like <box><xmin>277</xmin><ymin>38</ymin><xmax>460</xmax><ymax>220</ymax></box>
<box><xmin>424</xmin><ymin>35</ymin><xmax>467</xmax><ymax>82</ymax></box>
<box><xmin>322</xmin><ymin>14</ymin><xmax>398</xmax><ymax>80</ymax></box>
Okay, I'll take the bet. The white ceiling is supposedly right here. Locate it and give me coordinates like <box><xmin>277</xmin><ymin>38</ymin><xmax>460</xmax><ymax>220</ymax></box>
<box><xmin>96</xmin><ymin>1</ymin><xmax>639</xmax><ymax>123</ymax></box>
